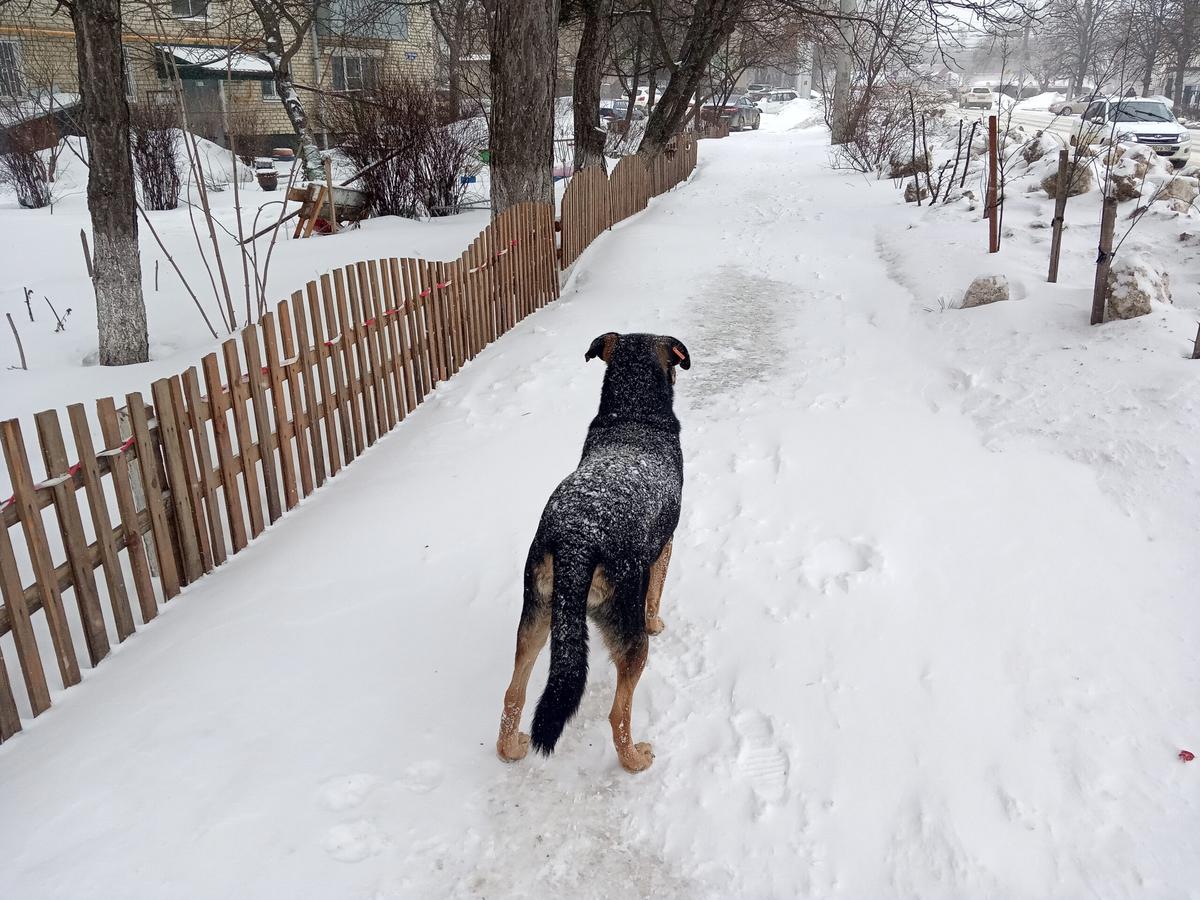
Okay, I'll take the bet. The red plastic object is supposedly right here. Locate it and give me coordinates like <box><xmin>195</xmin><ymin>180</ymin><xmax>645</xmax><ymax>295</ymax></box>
<box><xmin>1180</xmin><ymin>750</ymin><xmax>1195</xmax><ymax>762</ymax></box>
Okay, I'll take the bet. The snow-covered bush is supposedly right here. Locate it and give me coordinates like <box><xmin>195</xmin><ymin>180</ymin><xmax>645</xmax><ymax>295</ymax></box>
<box><xmin>829</xmin><ymin>83</ymin><xmax>948</xmax><ymax>176</ymax></box>
<box><xmin>130</xmin><ymin>102</ymin><xmax>182</xmax><ymax>211</ymax></box>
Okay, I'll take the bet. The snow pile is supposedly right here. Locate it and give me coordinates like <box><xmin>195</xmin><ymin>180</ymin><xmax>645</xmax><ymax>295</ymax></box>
<box><xmin>1015</xmin><ymin>92</ymin><xmax>1064</xmax><ymax>112</ymax></box>
<box><xmin>759</xmin><ymin>98</ymin><xmax>823</xmax><ymax>133</ymax></box>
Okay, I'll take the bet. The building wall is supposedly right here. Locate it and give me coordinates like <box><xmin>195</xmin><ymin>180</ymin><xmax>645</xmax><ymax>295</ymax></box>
<box><xmin>0</xmin><ymin>1</ymin><xmax>437</xmax><ymax>148</ymax></box>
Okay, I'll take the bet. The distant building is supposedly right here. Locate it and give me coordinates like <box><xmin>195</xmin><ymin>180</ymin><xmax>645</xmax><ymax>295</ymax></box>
<box><xmin>0</xmin><ymin>1</ymin><xmax>436</xmax><ymax>152</ymax></box>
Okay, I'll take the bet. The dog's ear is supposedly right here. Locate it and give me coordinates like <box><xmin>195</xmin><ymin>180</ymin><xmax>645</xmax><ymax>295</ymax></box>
<box><xmin>661</xmin><ymin>336</ymin><xmax>691</xmax><ymax>371</ymax></box>
<box><xmin>585</xmin><ymin>332</ymin><xmax>619</xmax><ymax>363</ymax></box>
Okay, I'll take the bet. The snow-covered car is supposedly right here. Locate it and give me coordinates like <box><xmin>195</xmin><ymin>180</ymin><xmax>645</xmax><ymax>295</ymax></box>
<box><xmin>1076</xmin><ymin>97</ymin><xmax>1193</xmax><ymax>167</ymax></box>
<box><xmin>962</xmin><ymin>86</ymin><xmax>995</xmax><ymax>109</ymax></box>
<box><xmin>756</xmin><ymin>89</ymin><xmax>799</xmax><ymax>112</ymax></box>
<box><xmin>745</xmin><ymin>83</ymin><xmax>774</xmax><ymax>102</ymax></box>
<box><xmin>1049</xmin><ymin>93</ymin><xmax>1101</xmax><ymax>116</ymax></box>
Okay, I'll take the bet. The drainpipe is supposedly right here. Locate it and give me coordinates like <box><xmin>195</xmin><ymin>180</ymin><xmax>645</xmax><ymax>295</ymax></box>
<box><xmin>309</xmin><ymin>21</ymin><xmax>328</xmax><ymax>150</ymax></box>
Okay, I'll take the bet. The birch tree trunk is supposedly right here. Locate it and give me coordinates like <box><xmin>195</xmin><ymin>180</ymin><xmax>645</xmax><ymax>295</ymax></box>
<box><xmin>68</xmin><ymin>0</ymin><xmax>148</xmax><ymax>366</ymax></box>
<box><xmin>489</xmin><ymin>0</ymin><xmax>559</xmax><ymax>213</ymax></box>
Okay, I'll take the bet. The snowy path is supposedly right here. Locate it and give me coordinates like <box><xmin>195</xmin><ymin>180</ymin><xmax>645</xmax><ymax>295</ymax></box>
<box><xmin>2</xmin><ymin>129</ymin><xmax>1199</xmax><ymax>899</ymax></box>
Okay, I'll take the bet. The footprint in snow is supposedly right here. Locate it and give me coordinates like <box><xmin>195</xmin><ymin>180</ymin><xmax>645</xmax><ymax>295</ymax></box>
<box><xmin>398</xmin><ymin>760</ymin><xmax>445</xmax><ymax>794</ymax></box>
<box><xmin>318</xmin><ymin>773</ymin><xmax>380</xmax><ymax>811</ymax></box>
<box><xmin>734</xmin><ymin>710</ymin><xmax>790</xmax><ymax>807</ymax></box>
<box><xmin>323</xmin><ymin>820</ymin><xmax>388</xmax><ymax>863</ymax></box>
<box><xmin>800</xmin><ymin>538</ymin><xmax>882</xmax><ymax>594</ymax></box>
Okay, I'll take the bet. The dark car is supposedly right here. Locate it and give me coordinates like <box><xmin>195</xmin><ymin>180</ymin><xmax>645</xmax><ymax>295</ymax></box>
<box><xmin>708</xmin><ymin>95</ymin><xmax>762</xmax><ymax>131</ymax></box>
<box><xmin>599</xmin><ymin>100</ymin><xmax>646</xmax><ymax>122</ymax></box>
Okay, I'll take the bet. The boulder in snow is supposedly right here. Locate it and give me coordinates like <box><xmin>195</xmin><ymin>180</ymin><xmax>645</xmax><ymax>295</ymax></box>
<box><xmin>1021</xmin><ymin>132</ymin><xmax>1060</xmax><ymax>165</ymax></box>
<box><xmin>1104</xmin><ymin>255</ymin><xmax>1171</xmax><ymax>320</ymax></box>
<box><xmin>1040</xmin><ymin>161</ymin><xmax>1092</xmax><ymax>198</ymax></box>
<box><xmin>1152</xmin><ymin>175</ymin><xmax>1199</xmax><ymax>208</ymax></box>
<box><xmin>960</xmin><ymin>275</ymin><xmax>1010</xmax><ymax>308</ymax></box>
<box><xmin>904</xmin><ymin>179</ymin><xmax>928</xmax><ymax>203</ymax></box>
<box><xmin>889</xmin><ymin>152</ymin><xmax>930</xmax><ymax>179</ymax></box>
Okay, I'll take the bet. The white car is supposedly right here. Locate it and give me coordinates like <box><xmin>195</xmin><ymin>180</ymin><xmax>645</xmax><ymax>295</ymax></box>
<box><xmin>1049</xmin><ymin>94</ymin><xmax>1101</xmax><ymax>116</ymax></box>
<box><xmin>1076</xmin><ymin>97</ymin><xmax>1193</xmax><ymax>167</ymax></box>
<box><xmin>962</xmin><ymin>86</ymin><xmax>995</xmax><ymax>109</ymax></box>
<box><xmin>756</xmin><ymin>89</ymin><xmax>800</xmax><ymax>112</ymax></box>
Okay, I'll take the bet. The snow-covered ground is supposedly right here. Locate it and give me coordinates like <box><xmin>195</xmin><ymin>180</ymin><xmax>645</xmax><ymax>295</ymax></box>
<box><xmin>2</xmin><ymin>121</ymin><xmax>1200</xmax><ymax>898</ymax></box>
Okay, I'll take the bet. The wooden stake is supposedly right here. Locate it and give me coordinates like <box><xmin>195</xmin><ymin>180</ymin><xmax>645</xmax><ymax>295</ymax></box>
<box><xmin>1091</xmin><ymin>195</ymin><xmax>1118</xmax><ymax>326</ymax></box>
<box><xmin>6</xmin><ymin>313</ymin><xmax>26</xmax><ymax>370</ymax></box>
<box><xmin>80</xmin><ymin>229</ymin><xmax>93</xmax><ymax>279</ymax></box>
<box><xmin>323</xmin><ymin>157</ymin><xmax>339</xmax><ymax>233</ymax></box>
<box><xmin>1047</xmin><ymin>148</ymin><xmax>1070</xmax><ymax>283</ymax></box>
<box><xmin>987</xmin><ymin>115</ymin><xmax>999</xmax><ymax>254</ymax></box>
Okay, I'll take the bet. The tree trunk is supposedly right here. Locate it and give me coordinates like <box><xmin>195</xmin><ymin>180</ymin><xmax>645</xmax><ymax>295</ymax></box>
<box><xmin>829</xmin><ymin>0</ymin><xmax>855</xmax><ymax>144</ymax></box>
<box><xmin>490</xmin><ymin>0</ymin><xmax>559</xmax><ymax>212</ymax></box>
<box><xmin>251</xmin><ymin>2</ymin><xmax>324</xmax><ymax>182</ymax></box>
<box><xmin>573</xmin><ymin>0</ymin><xmax>613</xmax><ymax>171</ymax></box>
<box><xmin>639</xmin><ymin>0</ymin><xmax>745</xmax><ymax>156</ymax></box>
<box><xmin>68</xmin><ymin>0</ymin><xmax>148</xmax><ymax>366</ymax></box>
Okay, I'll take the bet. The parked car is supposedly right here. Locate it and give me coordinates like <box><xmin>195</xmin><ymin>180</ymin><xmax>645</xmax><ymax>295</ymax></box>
<box><xmin>1076</xmin><ymin>97</ymin><xmax>1193</xmax><ymax>167</ymax></box>
<box><xmin>756</xmin><ymin>88</ymin><xmax>800</xmax><ymax>112</ymax></box>
<box><xmin>962</xmin><ymin>86</ymin><xmax>995</xmax><ymax>109</ymax></box>
<box><xmin>706</xmin><ymin>95</ymin><xmax>762</xmax><ymax>130</ymax></box>
<box><xmin>1049</xmin><ymin>93</ymin><xmax>1101</xmax><ymax>116</ymax></box>
<box><xmin>746</xmin><ymin>83</ymin><xmax>774</xmax><ymax>101</ymax></box>
<box><xmin>601</xmin><ymin>100</ymin><xmax>646</xmax><ymax>120</ymax></box>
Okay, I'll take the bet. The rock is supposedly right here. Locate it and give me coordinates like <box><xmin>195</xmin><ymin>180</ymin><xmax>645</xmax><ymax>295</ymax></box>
<box><xmin>889</xmin><ymin>153</ymin><xmax>930</xmax><ymax>179</ymax></box>
<box><xmin>1111</xmin><ymin>173</ymin><xmax>1143</xmax><ymax>202</ymax></box>
<box><xmin>1021</xmin><ymin>133</ymin><xmax>1059</xmax><ymax>165</ymax></box>
<box><xmin>1041</xmin><ymin>161</ymin><xmax>1092</xmax><ymax>198</ymax></box>
<box><xmin>1104</xmin><ymin>256</ymin><xmax>1171</xmax><ymax>320</ymax></box>
<box><xmin>904</xmin><ymin>179</ymin><xmax>929</xmax><ymax>203</ymax></box>
<box><xmin>1153</xmin><ymin>175</ymin><xmax>1199</xmax><ymax>206</ymax></box>
<box><xmin>960</xmin><ymin>275</ymin><xmax>1009</xmax><ymax>308</ymax></box>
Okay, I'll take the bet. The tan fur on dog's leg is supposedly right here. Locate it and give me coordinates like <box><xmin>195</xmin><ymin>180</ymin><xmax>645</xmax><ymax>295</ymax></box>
<box><xmin>645</xmin><ymin>540</ymin><xmax>672</xmax><ymax>636</ymax></box>
<box><xmin>610</xmin><ymin>640</ymin><xmax>654</xmax><ymax>773</ymax></box>
<box><xmin>497</xmin><ymin>556</ymin><xmax>552</xmax><ymax>762</ymax></box>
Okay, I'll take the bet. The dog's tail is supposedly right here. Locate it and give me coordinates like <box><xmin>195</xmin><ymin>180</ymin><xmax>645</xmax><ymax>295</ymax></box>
<box><xmin>530</xmin><ymin>548</ymin><xmax>592</xmax><ymax>755</ymax></box>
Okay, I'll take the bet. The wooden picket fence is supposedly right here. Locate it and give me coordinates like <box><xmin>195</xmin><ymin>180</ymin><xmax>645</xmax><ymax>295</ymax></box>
<box><xmin>0</xmin><ymin>201</ymin><xmax>559</xmax><ymax>743</ymax></box>
<box><xmin>559</xmin><ymin>134</ymin><xmax>698</xmax><ymax>269</ymax></box>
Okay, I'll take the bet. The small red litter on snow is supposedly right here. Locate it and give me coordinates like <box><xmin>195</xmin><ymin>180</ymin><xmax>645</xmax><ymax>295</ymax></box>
<box><xmin>1180</xmin><ymin>750</ymin><xmax>1195</xmax><ymax>762</ymax></box>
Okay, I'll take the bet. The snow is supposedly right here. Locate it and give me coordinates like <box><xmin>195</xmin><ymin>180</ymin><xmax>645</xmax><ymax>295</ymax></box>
<box><xmin>759</xmin><ymin>97</ymin><xmax>824</xmax><ymax>132</ymax></box>
<box><xmin>2</xmin><ymin>124</ymin><xmax>1200</xmax><ymax>898</ymax></box>
<box><xmin>1015</xmin><ymin>92</ymin><xmax>1064</xmax><ymax>112</ymax></box>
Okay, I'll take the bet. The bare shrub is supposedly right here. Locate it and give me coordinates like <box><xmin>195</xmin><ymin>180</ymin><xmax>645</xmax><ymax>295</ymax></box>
<box><xmin>130</xmin><ymin>102</ymin><xmax>182</xmax><ymax>211</ymax></box>
<box><xmin>227</xmin><ymin>103</ymin><xmax>265</xmax><ymax>165</ymax></box>
<box><xmin>0</xmin><ymin>110</ymin><xmax>54</xmax><ymax>208</ymax></box>
<box><xmin>325</xmin><ymin>78</ymin><xmax>480</xmax><ymax>218</ymax></box>
<box><xmin>830</xmin><ymin>82</ymin><xmax>947</xmax><ymax>175</ymax></box>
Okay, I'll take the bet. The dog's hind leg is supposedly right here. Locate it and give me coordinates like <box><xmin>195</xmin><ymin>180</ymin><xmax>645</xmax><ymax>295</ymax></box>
<box><xmin>609</xmin><ymin>634</ymin><xmax>654</xmax><ymax>773</ymax></box>
<box><xmin>645</xmin><ymin>540</ymin><xmax>672</xmax><ymax>636</ymax></box>
<box><xmin>497</xmin><ymin>553</ymin><xmax>553</xmax><ymax>762</ymax></box>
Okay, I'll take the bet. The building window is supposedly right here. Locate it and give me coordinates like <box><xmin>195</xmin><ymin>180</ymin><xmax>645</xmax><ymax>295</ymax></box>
<box><xmin>122</xmin><ymin>49</ymin><xmax>136</xmax><ymax>102</ymax></box>
<box><xmin>171</xmin><ymin>0</ymin><xmax>209</xmax><ymax>18</ymax></box>
<box><xmin>330</xmin><ymin>55</ymin><xmax>378</xmax><ymax>93</ymax></box>
<box><xmin>0</xmin><ymin>40</ymin><xmax>21</xmax><ymax>99</ymax></box>
<box><xmin>261</xmin><ymin>78</ymin><xmax>279</xmax><ymax>100</ymax></box>
<box><xmin>318</xmin><ymin>1</ymin><xmax>409</xmax><ymax>40</ymax></box>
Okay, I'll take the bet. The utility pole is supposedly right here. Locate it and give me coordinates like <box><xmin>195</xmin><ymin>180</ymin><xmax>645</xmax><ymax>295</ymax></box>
<box><xmin>830</xmin><ymin>0</ymin><xmax>856</xmax><ymax>144</ymax></box>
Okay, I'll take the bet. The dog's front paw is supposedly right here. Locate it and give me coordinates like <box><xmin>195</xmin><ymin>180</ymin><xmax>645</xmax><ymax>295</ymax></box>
<box><xmin>619</xmin><ymin>741</ymin><xmax>655</xmax><ymax>773</ymax></box>
<box><xmin>497</xmin><ymin>732</ymin><xmax>531</xmax><ymax>762</ymax></box>
<box><xmin>646</xmin><ymin>616</ymin><xmax>665</xmax><ymax>636</ymax></box>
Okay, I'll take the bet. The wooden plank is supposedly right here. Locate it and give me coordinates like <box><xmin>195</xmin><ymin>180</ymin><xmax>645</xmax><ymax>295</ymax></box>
<box><xmin>199</xmin><ymin>356</ymin><xmax>246</xmax><ymax>555</ymax></box>
<box><xmin>312</xmin><ymin>277</ymin><xmax>351</xmax><ymax>473</ymax></box>
<box><xmin>241</xmin><ymin>325</ymin><xmax>283</xmax><ymax>524</ymax></box>
<box><xmin>260</xmin><ymin>313</ymin><xmax>300</xmax><ymax>511</ymax></box>
<box><xmin>166</xmin><ymin>377</ymin><xmax>214</xmax><ymax>574</ymax></box>
<box><xmin>125</xmin><ymin>393</ymin><xmax>181</xmax><ymax>599</ymax></box>
<box><xmin>338</xmin><ymin>265</ymin><xmax>374</xmax><ymax>450</ymax></box>
<box><xmin>302</xmin><ymin>185</ymin><xmax>327</xmax><ymax>238</ymax></box>
<box><xmin>34</xmin><ymin>409</ymin><xmax>110</xmax><ymax>666</ymax></box>
<box><xmin>401</xmin><ymin>258</ymin><xmax>430</xmax><ymax>402</ymax></box>
<box><xmin>365</xmin><ymin>260</ymin><xmax>398</xmax><ymax>431</ymax></box>
<box><xmin>149</xmin><ymin>380</ymin><xmax>203</xmax><ymax>585</ymax></box>
<box><xmin>0</xmin><ymin>518</ymin><xmax>51</xmax><ymax>714</ymax></box>
<box><xmin>180</xmin><ymin>368</ymin><xmax>227</xmax><ymax>566</ymax></box>
<box><xmin>291</xmin><ymin>289</ymin><xmax>327</xmax><ymax>487</ymax></box>
<box><xmin>1</xmin><ymin>418</ymin><xmax>81</xmax><ymax>687</ymax></box>
<box><xmin>221</xmin><ymin>341</ymin><xmax>265</xmax><ymax>539</ymax></box>
<box><xmin>329</xmin><ymin>270</ymin><xmax>364</xmax><ymax>458</ymax></box>
<box><xmin>352</xmin><ymin>261</ymin><xmax>386</xmax><ymax>441</ymax></box>
<box><xmin>425</xmin><ymin>259</ymin><xmax>450</xmax><ymax>382</ymax></box>
<box><xmin>0</xmin><ymin>646</ymin><xmax>21</xmax><ymax>741</ymax></box>
<box><xmin>388</xmin><ymin>258</ymin><xmax>418</xmax><ymax>414</ymax></box>
<box><xmin>66</xmin><ymin>403</ymin><xmax>135</xmax><ymax>641</ymax></box>
<box><xmin>96</xmin><ymin>398</ymin><xmax>159</xmax><ymax>621</ymax></box>
<box><xmin>277</xmin><ymin>299</ymin><xmax>315</xmax><ymax>498</ymax></box>
<box><xmin>379</xmin><ymin>258</ymin><xmax>409</xmax><ymax>421</ymax></box>
<box><xmin>434</xmin><ymin>261</ymin><xmax>459</xmax><ymax>376</ymax></box>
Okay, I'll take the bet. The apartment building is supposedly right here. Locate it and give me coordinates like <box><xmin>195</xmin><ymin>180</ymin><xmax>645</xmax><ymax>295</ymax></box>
<box><xmin>0</xmin><ymin>1</ymin><xmax>437</xmax><ymax>152</ymax></box>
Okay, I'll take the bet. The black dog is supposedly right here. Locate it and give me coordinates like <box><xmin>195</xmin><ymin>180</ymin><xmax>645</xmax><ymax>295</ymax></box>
<box><xmin>496</xmin><ymin>332</ymin><xmax>690</xmax><ymax>773</ymax></box>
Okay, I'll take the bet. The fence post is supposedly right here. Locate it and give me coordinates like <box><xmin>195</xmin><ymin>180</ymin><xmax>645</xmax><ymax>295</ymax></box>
<box><xmin>1090</xmin><ymin>195</ymin><xmax>1118</xmax><ymax>326</ymax></box>
<box><xmin>1047</xmin><ymin>148</ymin><xmax>1070</xmax><ymax>282</ymax></box>
<box><xmin>987</xmin><ymin>114</ymin><xmax>999</xmax><ymax>253</ymax></box>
